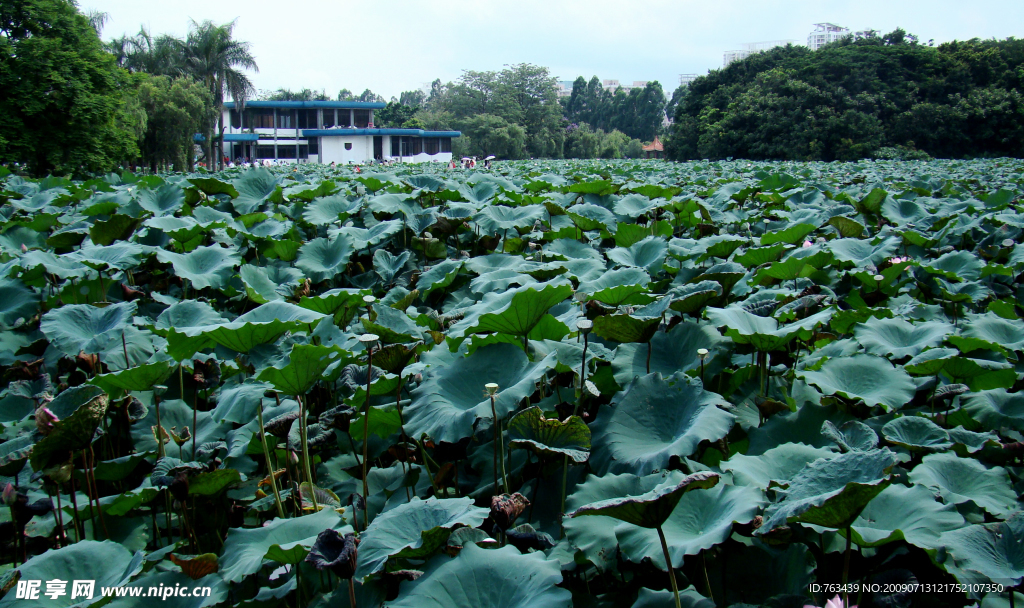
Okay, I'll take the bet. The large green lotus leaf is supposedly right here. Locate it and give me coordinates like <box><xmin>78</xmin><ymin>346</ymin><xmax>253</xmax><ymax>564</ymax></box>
<box><xmin>212</xmin><ymin>380</ymin><xmax>274</xmax><ymax>424</ymax></box>
<box><xmin>904</xmin><ymin>347</ymin><xmax>959</xmax><ymax>376</ymax></box>
<box><xmin>545</xmin><ymin>238</ymin><xmax>605</xmax><ymax>262</ymax></box>
<box><xmin>40</xmin><ymin>301</ymin><xmax>137</xmax><ymax>356</ymax></box>
<box><xmin>220</xmin><ymin>509</ymin><xmax>345</xmax><ymax>583</ymax></box>
<box><xmin>188</xmin><ymin>176</ymin><xmax>239</xmax><ymax>198</ymax></box>
<box><xmin>362</xmin><ymin>305</ymin><xmax>423</xmax><ymax>343</ymax></box>
<box><xmin>239</xmin><ymin>264</ymin><xmax>284</xmax><ymax>304</ymax></box>
<box><xmin>612</xmin><ymin>193</ymin><xmax>662</xmax><ymax>218</ymax></box>
<box><xmin>449</xmin><ymin>281</ymin><xmax>573</xmax><ymax>341</ymax></box>
<box><xmin>0</xmin><ymin>540</ymin><xmax>141</xmax><ymax>608</ymax></box>
<box><xmin>954</xmin><ymin>312</ymin><xmax>1024</xmax><ymax>353</ymax></box>
<box><xmin>577</xmin><ymin>268</ymin><xmax>652</xmax><ymax>307</ymax></box>
<box><xmin>257</xmin><ymin>344</ymin><xmax>345</xmax><ymax>396</ymax></box>
<box><xmin>458</xmin><ymin>181</ymin><xmax>499</xmax><ymax>204</ymax></box>
<box><xmin>761</xmin><ymin>223</ymin><xmax>815</xmax><ymax>246</ymax></box>
<box><xmin>0</xmin><ymin>434</ymin><xmax>34</xmax><ymax>474</ymax></box>
<box><xmin>385</xmin><ymin>543</ymin><xmax>571</xmax><ymax>608</ymax></box>
<box><xmin>827</xmin><ymin>236</ymin><xmax>900</xmax><ymax>267</ymax></box>
<box><xmin>941</xmin><ymin>356</ymin><xmax>1016</xmax><ymax>390</ymax></box>
<box><xmin>156</xmin><ymin>245</ymin><xmax>240</xmax><ymax>290</ymax></box>
<box><xmin>798</xmin><ymin>354</ymin><xmax>916</xmax><ymax>410</ymax></box>
<box><xmin>733</xmin><ymin>243</ymin><xmax>789</xmax><ymax>269</ymax></box>
<box><xmin>185</xmin><ymin>302</ymin><xmax>327</xmax><ymax>353</ymax></box>
<box><xmin>295</xmin><ymin>236</ymin><xmax>355</xmax><ymax>283</ymax></box>
<box><xmin>606</xmin><ymin>236</ymin><xmax>668</xmax><ymax>272</ymax></box>
<box><xmin>0</xmin><ymin>278</ymin><xmax>37</xmax><ymax>328</ymax></box>
<box><xmin>758</xmin><ymin>449</ymin><xmax>897</xmax><ymax>532</ymax></box>
<box><xmin>231</xmin><ymin>167</ymin><xmax>283</xmax><ymax>214</ymax></box>
<box><xmin>564</xmin><ymin>471</ymin><xmax>646</xmax><ymax>570</ymax></box>
<box><xmin>908</xmin><ymin>452</ymin><xmax>1017</xmax><ymax>516</ymax></box>
<box><xmin>137</xmin><ymin>183</ymin><xmax>185</xmax><ymax>216</ymax></box>
<box><xmin>89</xmin><ymin>214</ymin><xmax>140</xmax><ymax>246</ymax></box>
<box><xmin>665</xmin><ymin>281</ymin><xmax>722</xmax><ymax>315</ymax></box>
<box><xmin>922</xmin><ymin>250</ymin><xmax>984</xmax><ymax>282</ymax></box>
<box><xmin>853</xmin><ymin>317</ymin><xmax>953</xmax><ymax>359</ymax></box>
<box><xmin>590</xmin><ymin>372</ymin><xmax>733</xmax><ymax>475</ymax></box>
<box><xmin>617</xmin><ymin>482</ymin><xmax>762</xmax><ymax>568</ymax></box>
<box><xmin>593</xmin><ymin>313</ymin><xmax>661</xmax><ymax>344</ymax></box>
<box><xmin>17</xmin><ymin>250</ymin><xmax>88</xmax><ymax>279</ymax></box>
<box><xmin>960</xmin><ymin>389</ymin><xmax>1024</xmax><ymax>431</ymax></box>
<box><xmin>705</xmin><ymin>307</ymin><xmax>831</xmax><ymax>352</ymax></box>
<box><xmin>74</xmin><ymin>242</ymin><xmax>146</xmax><ymax>271</ymax></box>
<box><xmin>154</xmin><ymin>300</ymin><xmax>229</xmax><ymax>361</ymax></box>
<box><xmin>332</xmin><ymin>219</ymin><xmax>403</xmax><ymax>251</ymax></box>
<box><xmin>567</xmin><ymin>202</ymin><xmax>617</xmax><ymax>232</ymax></box>
<box><xmin>475</xmin><ymin>204</ymin><xmax>546</xmax><ymax>233</ymax></box>
<box><xmin>567</xmin><ymin>470</ymin><xmax>719</xmax><ymax>529</ymax></box>
<box><xmin>302</xmin><ymin>192</ymin><xmax>358</xmax><ymax>225</ymax></box>
<box><xmin>404</xmin><ymin>344</ymin><xmax>556</xmax><ymax>444</ymax></box>
<box><xmin>847</xmin><ymin>483</ymin><xmax>965</xmax><ymax>549</ymax></box>
<box><xmin>91</xmin><ymin>361</ymin><xmax>175</xmax><ymax>393</ymax></box>
<box><xmin>720</xmin><ymin>443</ymin><xmax>837</xmax><ymax>489</ymax></box>
<box><xmin>415</xmin><ymin>259</ymin><xmax>464</xmax><ymax>295</ymax></box>
<box><xmin>610</xmin><ymin>321</ymin><xmax>727</xmax><ymax>387</ymax></box>
<box><xmin>355</xmin><ymin>496</ymin><xmax>488</xmax><ymax>580</ymax></box>
<box><xmin>821</xmin><ymin>419</ymin><xmax>878</xmax><ymax>452</ymax></box>
<box><xmin>940</xmin><ymin>512</ymin><xmax>1024</xmax><ymax>586</ymax></box>
<box><xmin>373</xmin><ymin>249</ymin><xmax>412</xmax><ymax>286</ymax></box>
<box><xmin>881</xmin><ymin>416</ymin><xmax>952</xmax><ymax>452</ymax></box>
<box><xmin>507</xmin><ymin>406</ymin><xmax>591</xmax><ymax>463</ymax></box>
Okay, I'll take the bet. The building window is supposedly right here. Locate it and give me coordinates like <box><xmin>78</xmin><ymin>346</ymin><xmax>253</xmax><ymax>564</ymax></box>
<box><xmin>391</xmin><ymin>137</ymin><xmax>400</xmax><ymax>156</ymax></box>
<box><xmin>410</xmin><ymin>137</ymin><xmax>423</xmax><ymax>155</ymax></box>
<box><xmin>230</xmin><ymin>110</ymin><xmax>242</xmax><ymax>129</ymax></box>
<box><xmin>257</xmin><ymin>145</ymin><xmax>276</xmax><ymax>159</ymax></box>
<box><xmin>251</xmin><ymin>109</ymin><xmax>275</xmax><ymax>129</ymax></box>
<box><xmin>424</xmin><ymin>138</ymin><xmax>439</xmax><ymax>155</ymax></box>
<box><xmin>278</xmin><ymin>145</ymin><xmax>296</xmax><ymax>159</ymax></box>
<box><xmin>322</xmin><ymin>110</ymin><xmax>335</xmax><ymax>128</ymax></box>
<box><xmin>345</xmin><ymin>142</ymin><xmax>353</xmax><ymax>150</ymax></box>
<box><xmin>354</xmin><ymin>110</ymin><xmax>370</xmax><ymax>128</ymax></box>
<box><xmin>338</xmin><ymin>111</ymin><xmax>352</xmax><ymax>127</ymax></box>
<box><xmin>298</xmin><ymin>110</ymin><xmax>318</xmax><ymax>129</ymax></box>
<box><xmin>441</xmin><ymin>138</ymin><xmax>452</xmax><ymax>153</ymax></box>
<box><xmin>277</xmin><ymin>112</ymin><xmax>293</xmax><ymax>129</ymax></box>
<box><xmin>307</xmin><ymin>137</ymin><xmax>319</xmax><ymax>154</ymax></box>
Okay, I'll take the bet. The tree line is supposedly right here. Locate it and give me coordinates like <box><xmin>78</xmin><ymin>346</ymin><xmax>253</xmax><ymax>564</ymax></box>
<box><xmin>665</xmin><ymin>29</ymin><xmax>1024</xmax><ymax>161</ymax></box>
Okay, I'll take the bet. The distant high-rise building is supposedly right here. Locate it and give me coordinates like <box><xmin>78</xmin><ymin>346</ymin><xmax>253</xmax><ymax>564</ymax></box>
<box><xmin>807</xmin><ymin>23</ymin><xmax>851</xmax><ymax>50</ymax></box>
<box><xmin>679</xmin><ymin>74</ymin><xmax>699</xmax><ymax>86</ymax></box>
<box><xmin>556</xmin><ymin>79</ymin><xmax>652</xmax><ymax>97</ymax></box>
<box><xmin>722</xmin><ymin>40</ymin><xmax>797</xmax><ymax>67</ymax></box>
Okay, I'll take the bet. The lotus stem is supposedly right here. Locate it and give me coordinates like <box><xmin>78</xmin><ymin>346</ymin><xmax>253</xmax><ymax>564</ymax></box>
<box><xmin>256</xmin><ymin>403</ymin><xmax>286</xmax><ymax>519</ymax></box>
<box><xmin>360</xmin><ymin>341</ymin><xmax>375</xmax><ymax>528</ymax></box>
<box><xmin>396</xmin><ymin>380</ymin><xmax>411</xmax><ymax>501</ymax></box>
<box><xmin>89</xmin><ymin>446</ymin><xmax>109</xmax><ymax>539</ymax></box>
<box><xmin>486</xmin><ymin>385</ymin><xmax>507</xmax><ymax>493</ymax></box>
<box><xmin>657</xmin><ymin>525</ymin><xmax>682</xmax><ymax>608</ymax></box>
<box><xmin>702</xmin><ymin>550</ymin><xmax>715</xmax><ymax>605</ymax></box>
<box><xmin>559</xmin><ymin>455</ymin><xmax>569</xmax><ymax>538</ymax></box>
<box><xmin>121</xmin><ymin>332</ymin><xmax>130</xmax><ymax>370</ymax></box>
<box><xmin>418</xmin><ymin>439</ymin><xmax>439</xmax><ymax>497</ymax></box>
<box><xmin>842</xmin><ymin>526</ymin><xmax>852</xmax><ymax>608</ymax></box>
<box><xmin>646</xmin><ymin>341</ymin><xmax>652</xmax><ymax>374</ymax></box>
<box><xmin>52</xmin><ymin>489</ymin><xmax>65</xmax><ymax>548</ymax></box>
<box><xmin>348</xmin><ymin>578</ymin><xmax>358</xmax><ymax>608</ymax></box>
<box><xmin>192</xmin><ymin>384</ymin><xmax>199</xmax><ymax>461</ymax></box>
<box><xmin>296</xmin><ymin>394</ymin><xmax>318</xmax><ymax>513</ymax></box>
<box><xmin>68</xmin><ymin>476</ymin><xmax>81</xmax><ymax>542</ymax></box>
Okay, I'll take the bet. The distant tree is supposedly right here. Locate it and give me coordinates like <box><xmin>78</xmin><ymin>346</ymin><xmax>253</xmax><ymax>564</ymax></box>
<box><xmin>399</xmin><ymin>89</ymin><xmax>426</xmax><ymax>107</ymax></box>
<box><xmin>357</xmin><ymin>89</ymin><xmax>384</xmax><ymax>103</ymax></box>
<box><xmin>0</xmin><ymin>0</ymin><xmax>142</xmax><ymax>175</ymax></box>
<box><xmin>457</xmin><ymin>114</ymin><xmax>527</xmax><ymax>159</ymax></box>
<box><xmin>181</xmin><ymin>19</ymin><xmax>258</xmax><ymax>170</ymax></box>
<box><xmin>338</xmin><ymin>88</ymin><xmax>354</xmax><ymax>101</ymax></box>
<box><xmin>264</xmin><ymin>88</ymin><xmax>330</xmax><ymax>101</ymax></box>
<box><xmin>137</xmin><ymin>75</ymin><xmax>215</xmax><ymax>172</ymax></box>
<box><xmin>376</xmin><ymin>101</ymin><xmax>418</xmax><ymax>128</ymax></box>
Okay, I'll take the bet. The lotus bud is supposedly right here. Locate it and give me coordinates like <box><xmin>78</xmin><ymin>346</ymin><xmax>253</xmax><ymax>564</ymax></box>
<box><xmin>484</xmin><ymin>383</ymin><xmax>499</xmax><ymax>396</ymax></box>
<box><xmin>697</xmin><ymin>348</ymin><xmax>709</xmax><ymax>360</ymax></box>
<box><xmin>35</xmin><ymin>407</ymin><xmax>59</xmax><ymax>435</ymax></box>
<box><xmin>490</xmin><ymin>492</ymin><xmax>530</xmax><ymax>530</ymax></box>
<box><xmin>802</xmin><ymin>240</ymin><xmax>812</xmax><ymax>248</ymax></box>
<box><xmin>20</xmin><ymin>243</ymin><xmax>27</xmax><ymax>253</ymax></box>
<box><xmin>1</xmin><ymin>483</ymin><xmax>16</xmax><ymax>506</ymax></box>
<box><xmin>576</xmin><ymin>319</ymin><xmax>593</xmax><ymax>335</ymax></box>
<box><xmin>288</xmin><ymin>450</ymin><xmax>300</xmax><ymax>465</ymax></box>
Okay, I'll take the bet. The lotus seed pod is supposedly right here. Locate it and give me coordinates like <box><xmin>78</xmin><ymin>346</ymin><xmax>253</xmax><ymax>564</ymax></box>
<box><xmin>576</xmin><ymin>319</ymin><xmax>593</xmax><ymax>334</ymax></box>
<box><xmin>1003</xmin><ymin>239</ymin><xmax>1015</xmax><ymax>248</ymax></box>
<box><xmin>485</xmin><ymin>383</ymin><xmax>499</xmax><ymax>395</ymax></box>
<box><xmin>358</xmin><ymin>333</ymin><xmax>380</xmax><ymax>344</ymax></box>
<box><xmin>873</xmin><ymin>274</ymin><xmax>885</xmax><ymax>282</ymax></box>
<box><xmin>362</xmin><ymin>295</ymin><xmax>376</xmax><ymax>305</ymax></box>
<box><xmin>697</xmin><ymin>348</ymin><xmax>709</xmax><ymax>359</ymax></box>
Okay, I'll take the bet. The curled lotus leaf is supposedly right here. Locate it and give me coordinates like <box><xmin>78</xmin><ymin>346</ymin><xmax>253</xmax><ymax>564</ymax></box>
<box><xmin>567</xmin><ymin>471</ymin><xmax>720</xmax><ymax>529</ymax></box>
<box><xmin>507</xmin><ymin>407</ymin><xmax>591</xmax><ymax>463</ymax></box>
<box><xmin>305</xmin><ymin>529</ymin><xmax>358</xmax><ymax>578</ymax></box>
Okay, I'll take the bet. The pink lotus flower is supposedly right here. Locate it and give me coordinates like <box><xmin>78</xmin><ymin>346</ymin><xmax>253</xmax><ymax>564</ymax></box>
<box><xmin>1</xmin><ymin>483</ymin><xmax>17</xmax><ymax>507</ymax></box>
<box><xmin>35</xmin><ymin>407</ymin><xmax>59</xmax><ymax>435</ymax></box>
<box><xmin>803</xmin><ymin>240</ymin><xmax>813</xmax><ymax>248</ymax></box>
<box><xmin>805</xmin><ymin>595</ymin><xmax>857</xmax><ymax>608</ymax></box>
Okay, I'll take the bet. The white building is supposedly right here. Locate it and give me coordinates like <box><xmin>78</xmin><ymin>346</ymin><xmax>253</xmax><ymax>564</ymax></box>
<box><xmin>807</xmin><ymin>23</ymin><xmax>851</xmax><ymax>50</ymax></box>
<box><xmin>723</xmin><ymin>40</ymin><xmax>798</xmax><ymax>67</ymax></box>
<box><xmin>219</xmin><ymin>101</ymin><xmax>460</xmax><ymax>165</ymax></box>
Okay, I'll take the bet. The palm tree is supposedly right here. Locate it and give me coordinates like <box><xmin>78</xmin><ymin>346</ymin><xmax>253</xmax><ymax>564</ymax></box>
<box><xmin>181</xmin><ymin>19</ymin><xmax>258</xmax><ymax>170</ymax></box>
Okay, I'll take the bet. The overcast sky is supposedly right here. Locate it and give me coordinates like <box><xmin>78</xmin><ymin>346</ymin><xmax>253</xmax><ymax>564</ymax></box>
<box><xmin>85</xmin><ymin>0</ymin><xmax>1023</xmax><ymax>99</ymax></box>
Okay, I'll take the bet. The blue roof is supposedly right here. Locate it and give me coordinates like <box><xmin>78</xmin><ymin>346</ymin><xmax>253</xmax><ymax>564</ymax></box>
<box><xmin>224</xmin><ymin>133</ymin><xmax>260</xmax><ymax>142</ymax></box>
<box><xmin>302</xmin><ymin>128</ymin><xmax>461</xmax><ymax>138</ymax></box>
<box><xmin>225</xmin><ymin>100</ymin><xmax>387</xmax><ymax>110</ymax></box>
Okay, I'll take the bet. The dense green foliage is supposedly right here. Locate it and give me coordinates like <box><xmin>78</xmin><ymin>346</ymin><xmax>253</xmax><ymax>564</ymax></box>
<box><xmin>667</xmin><ymin>31</ymin><xmax>1024</xmax><ymax>162</ymax></box>
<box><xmin>0</xmin><ymin>158</ymin><xmax>1022</xmax><ymax>608</ymax></box>
<box><xmin>136</xmin><ymin>75</ymin><xmax>216</xmax><ymax>172</ymax></box>
<box><xmin>0</xmin><ymin>0</ymin><xmax>142</xmax><ymax>175</ymax></box>
<box><xmin>563</xmin><ymin>76</ymin><xmax>667</xmax><ymax>143</ymax></box>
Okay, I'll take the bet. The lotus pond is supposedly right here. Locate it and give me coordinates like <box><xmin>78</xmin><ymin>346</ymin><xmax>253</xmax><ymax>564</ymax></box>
<box><xmin>0</xmin><ymin>158</ymin><xmax>1021</xmax><ymax>608</ymax></box>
